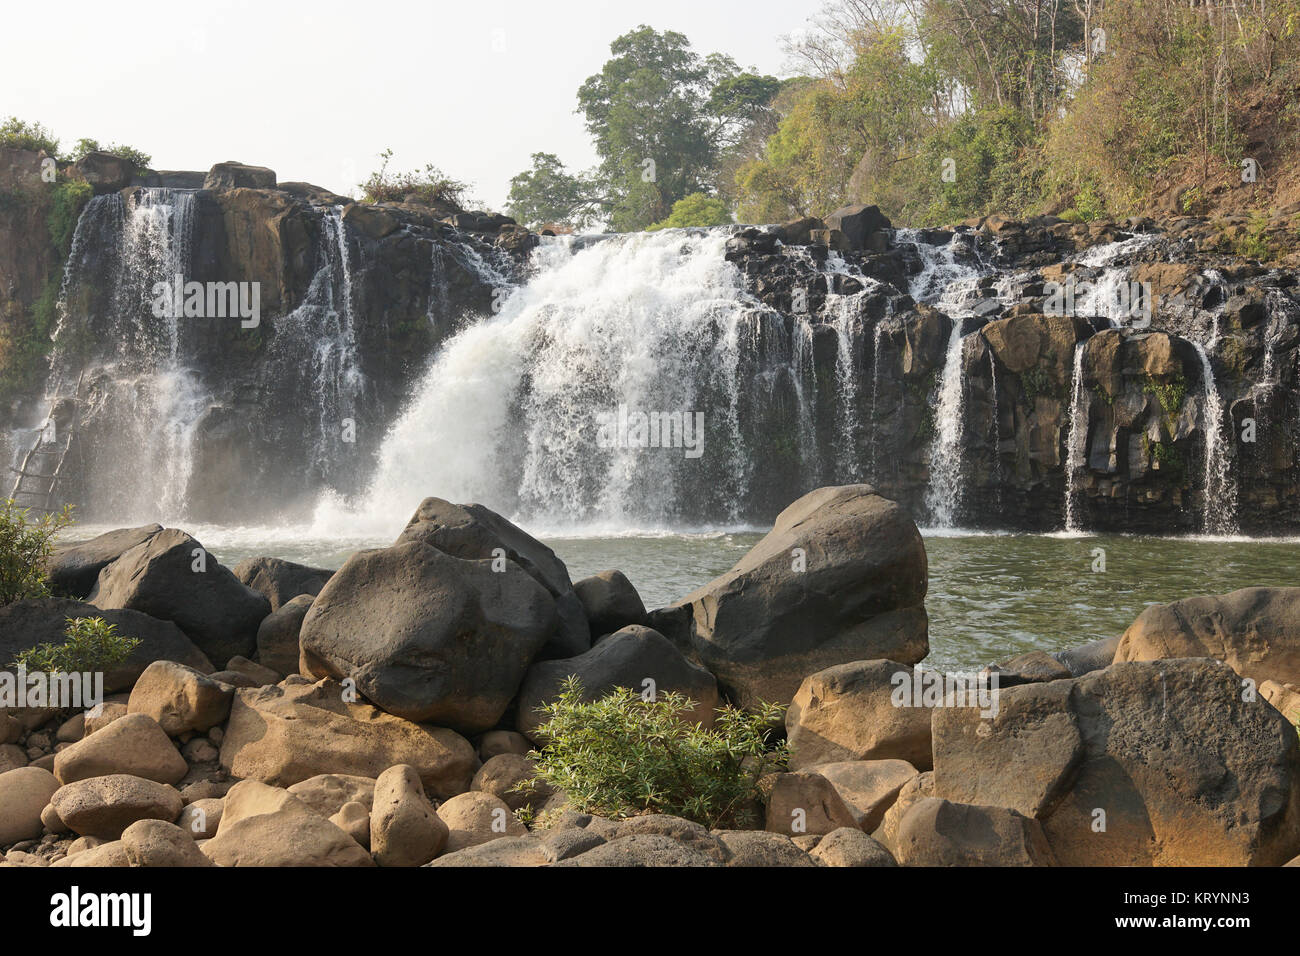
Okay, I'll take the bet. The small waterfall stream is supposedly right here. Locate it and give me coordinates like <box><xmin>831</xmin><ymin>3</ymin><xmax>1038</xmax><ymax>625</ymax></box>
<box><xmin>1062</xmin><ymin>343</ymin><xmax>1088</xmax><ymax>532</ymax></box>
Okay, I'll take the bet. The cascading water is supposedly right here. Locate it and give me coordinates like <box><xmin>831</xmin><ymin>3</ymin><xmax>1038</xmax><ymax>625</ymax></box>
<box><xmin>47</xmin><ymin>187</ymin><xmax>211</xmax><ymax>519</ymax></box>
<box><xmin>902</xmin><ymin>230</ymin><xmax>986</xmax><ymax>527</ymax></box>
<box><xmin>1195</xmin><ymin>340</ymin><xmax>1238</xmax><ymax>535</ymax></box>
<box><xmin>314</xmin><ymin>229</ymin><xmax>768</xmax><ymax>535</ymax></box>
<box><xmin>1062</xmin><ymin>343</ymin><xmax>1088</xmax><ymax>532</ymax></box>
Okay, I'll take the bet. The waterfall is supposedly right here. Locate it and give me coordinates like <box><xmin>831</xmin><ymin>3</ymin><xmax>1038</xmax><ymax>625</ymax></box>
<box><xmin>868</xmin><ymin>321</ymin><xmax>885</xmax><ymax>475</ymax></box>
<box><xmin>1062</xmin><ymin>343</ymin><xmax>1088</xmax><ymax>531</ymax></box>
<box><xmin>1195</xmin><ymin>341</ymin><xmax>1238</xmax><ymax>535</ymax></box>
<box><xmin>899</xmin><ymin>230</ymin><xmax>986</xmax><ymax>527</ymax></box>
<box><xmin>46</xmin><ymin>187</ymin><xmax>211</xmax><ymax>520</ymax></box>
<box><xmin>313</xmin><ymin>229</ymin><xmax>771</xmax><ymax>535</ymax></box>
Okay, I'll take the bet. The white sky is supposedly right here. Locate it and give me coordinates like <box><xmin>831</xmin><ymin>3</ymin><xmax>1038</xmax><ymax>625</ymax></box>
<box><xmin>3</xmin><ymin>0</ymin><xmax>820</xmax><ymax>210</ymax></box>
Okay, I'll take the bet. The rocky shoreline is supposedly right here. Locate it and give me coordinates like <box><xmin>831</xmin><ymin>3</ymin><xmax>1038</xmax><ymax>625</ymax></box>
<box><xmin>2</xmin><ymin>485</ymin><xmax>1298</xmax><ymax>868</ymax></box>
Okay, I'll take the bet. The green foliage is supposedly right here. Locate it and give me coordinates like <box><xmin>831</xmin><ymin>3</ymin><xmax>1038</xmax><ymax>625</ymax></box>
<box><xmin>1142</xmin><ymin>435</ymin><xmax>1186</xmax><ymax>482</ymax></box>
<box><xmin>524</xmin><ymin>677</ymin><xmax>788</xmax><ymax>829</ymax></box>
<box><xmin>70</xmin><ymin>137</ymin><xmax>152</xmax><ymax>170</ymax></box>
<box><xmin>505</xmin><ymin>152</ymin><xmax>607</xmax><ymax>230</ymax></box>
<box><xmin>0</xmin><ymin>116</ymin><xmax>59</xmax><ymax>155</ymax></box>
<box><xmin>1144</xmin><ymin>373</ymin><xmax>1188</xmax><ymax>422</ymax></box>
<box><xmin>0</xmin><ymin>501</ymin><xmax>73</xmax><ymax>607</ymax></box>
<box><xmin>646</xmin><ymin>192</ymin><xmax>732</xmax><ymax>230</ymax></box>
<box><xmin>11</xmin><ymin>617</ymin><xmax>140</xmax><ymax>674</ymax></box>
<box><xmin>361</xmin><ymin>149</ymin><xmax>468</xmax><ymax>210</ymax></box>
<box><xmin>573</xmin><ymin>25</ymin><xmax>778</xmax><ymax>230</ymax></box>
<box><xmin>1020</xmin><ymin>366</ymin><xmax>1057</xmax><ymax>403</ymax></box>
<box><xmin>49</xmin><ymin>178</ymin><xmax>92</xmax><ymax>252</ymax></box>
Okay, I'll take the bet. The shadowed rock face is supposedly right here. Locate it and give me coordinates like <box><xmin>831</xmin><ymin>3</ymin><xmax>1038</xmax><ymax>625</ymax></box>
<box><xmin>651</xmin><ymin>484</ymin><xmax>929</xmax><ymax>710</ymax></box>
<box><xmin>930</xmin><ymin>658</ymin><xmax>1300</xmax><ymax>866</ymax></box>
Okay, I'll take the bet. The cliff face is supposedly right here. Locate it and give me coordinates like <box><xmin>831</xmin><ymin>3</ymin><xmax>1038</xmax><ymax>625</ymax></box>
<box><xmin>0</xmin><ymin>151</ymin><xmax>528</xmax><ymax>522</ymax></box>
<box><xmin>728</xmin><ymin>214</ymin><xmax>1300</xmax><ymax>534</ymax></box>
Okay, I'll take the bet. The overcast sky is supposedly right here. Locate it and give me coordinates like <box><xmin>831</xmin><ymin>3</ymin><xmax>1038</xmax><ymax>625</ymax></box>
<box><xmin>3</xmin><ymin>0</ymin><xmax>821</xmax><ymax>210</ymax></box>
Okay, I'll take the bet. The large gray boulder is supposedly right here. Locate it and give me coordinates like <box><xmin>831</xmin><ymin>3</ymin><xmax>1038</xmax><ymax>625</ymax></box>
<box><xmin>232</xmin><ymin>557</ymin><xmax>333</xmax><ymax>612</ymax></box>
<box><xmin>515</xmin><ymin>625</ymin><xmax>719</xmax><ymax>741</ymax></box>
<box><xmin>45</xmin><ymin>524</ymin><xmax>162</xmax><ymax>598</ymax></box>
<box><xmin>573</xmin><ymin>570</ymin><xmax>647</xmax><ymax>638</ymax></box>
<box><xmin>0</xmin><ymin>598</ymin><xmax>211</xmax><ymax>692</ymax></box>
<box><xmin>396</xmin><ymin>498</ymin><xmax>589</xmax><ymax>659</ymax></box>
<box><xmin>651</xmin><ymin>486</ymin><xmax>928</xmax><ymax>709</ymax></box>
<box><xmin>256</xmin><ymin>593</ymin><xmax>313</xmax><ymax>676</ymax></box>
<box><xmin>88</xmin><ymin>529</ymin><xmax>270</xmax><ymax>667</ymax></box>
<box><xmin>299</xmin><ymin>541</ymin><xmax>557</xmax><ymax>734</ymax></box>
<box><xmin>203</xmin><ymin>161</ymin><xmax>276</xmax><ymax>190</ymax></box>
<box><xmin>930</xmin><ymin>659</ymin><xmax>1300</xmax><ymax>866</ymax></box>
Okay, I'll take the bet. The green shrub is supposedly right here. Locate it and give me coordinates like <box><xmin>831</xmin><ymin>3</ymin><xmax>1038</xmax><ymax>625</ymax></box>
<box><xmin>523</xmin><ymin>677</ymin><xmax>788</xmax><ymax>829</ymax></box>
<box><xmin>0</xmin><ymin>501</ymin><xmax>73</xmax><ymax>606</ymax></box>
<box><xmin>11</xmin><ymin>617</ymin><xmax>140</xmax><ymax>673</ymax></box>
<box><xmin>0</xmin><ymin>116</ymin><xmax>59</xmax><ymax>155</ymax></box>
<box><xmin>646</xmin><ymin>192</ymin><xmax>733</xmax><ymax>230</ymax></box>
<box><xmin>69</xmin><ymin>137</ymin><xmax>151</xmax><ymax>170</ymax></box>
<box><xmin>360</xmin><ymin>148</ymin><xmax>467</xmax><ymax>209</ymax></box>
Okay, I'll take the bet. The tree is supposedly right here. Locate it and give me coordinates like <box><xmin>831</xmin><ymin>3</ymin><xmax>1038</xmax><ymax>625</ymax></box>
<box><xmin>646</xmin><ymin>192</ymin><xmax>734</xmax><ymax>230</ymax></box>
<box><xmin>574</xmin><ymin>26</ymin><xmax>779</xmax><ymax>230</ymax></box>
<box><xmin>505</xmin><ymin>152</ymin><xmax>609</xmax><ymax>230</ymax></box>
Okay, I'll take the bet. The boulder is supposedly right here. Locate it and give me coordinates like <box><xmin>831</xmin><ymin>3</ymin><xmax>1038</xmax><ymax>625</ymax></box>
<box><xmin>809</xmin><ymin>759</ymin><xmax>918</xmax><ymax>832</ymax></box>
<box><xmin>930</xmin><ymin>659</ymin><xmax>1300</xmax><ymax>866</ymax></box>
<box><xmin>810</xmin><ymin>827</ymin><xmax>898</xmax><ymax>867</ymax></box>
<box><xmin>219</xmin><ymin>678</ymin><xmax>476</xmax><ymax>798</ymax></box>
<box><xmin>436</xmin><ymin>791</ymin><xmax>527</xmax><ymax>853</ymax></box>
<box><xmin>471</xmin><ymin>753</ymin><xmax>552</xmax><ymax>812</ymax></box>
<box><xmin>873</xmin><ymin>771</ymin><xmax>934</xmax><ymax>853</ymax></box>
<box><xmin>786</xmin><ymin>660</ymin><xmax>934</xmax><ymax>770</ymax></box>
<box><xmin>177</xmin><ymin>798</ymin><xmax>222</xmax><ymax>839</ymax></box>
<box><xmin>299</xmin><ymin>541</ymin><xmax>556</xmax><ymax>733</ymax></box>
<box><xmin>203</xmin><ymin>161</ymin><xmax>277</xmax><ymax>190</ymax></box>
<box><xmin>1053</xmin><ymin>635</ymin><xmax>1120</xmax><ymax>676</ymax></box>
<box><xmin>990</xmin><ymin>650</ymin><xmax>1072</xmax><ymax>686</ymax></box>
<box><xmin>824</xmin><ymin>205</ymin><xmax>891</xmax><ymax>251</ymax></box>
<box><xmin>51</xmin><ymin>775</ymin><xmax>184</xmax><ymax>839</ymax></box>
<box><xmin>612</xmin><ymin>814</ymin><xmax>729</xmax><ymax>862</ymax></box>
<box><xmin>200</xmin><ymin>810</ymin><xmax>375</xmax><ymax>866</ymax></box>
<box><xmin>256</xmin><ymin>594</ymin><xmax>313</xmax><ymax>676</ymax></box>
<box><xmin>287</xmin><ymin>774</ymin><xmax>376</xmax><ymax>818</ymax></box>
<box><xmin>765</xmin><ymin>771</ymin><xmax>860</xmax><ymax>837</ymax></box>
<box><xmin>330</xmin><ymin>801</ymin><xmax>371</xmax><ymax>848</ymax></box>
<box><xmin>1115</xmin><ymin>587</ymin><xmax>1300</xmax><ymax>688</ymax></box>
<box><xmin>516</xmin><ymin>625</ymin><xmax>719</xmax><ymax>740</ymax></box>
<box><xmin>0</xmin><ymin>766</ymin><xmax>59</xmax><ymax>845</ymax></box>
<box><xmin>477</xmin><ymin>730</ymin><xmax>531</xmax><ymax>762</ymax></box>
<box><xmin>50</xmin><ymin>840</ymin><xmax>130</xmax><ymax>867</ymax></box>
<box><xmin>120</xmin><ymin>819</ymin><xmax>213</xmax><ymax>867</ymax></box>
<box><xmin>893</xmin><ymin>798</ymin><xmax>1056</xmax><ymax>866</ymax></box>
<box><xmin>370</xmin><ymin>764</ymin><xmax>447</xmax><ymax>866</ymax></box>
<box><xmin>395</xmin><ymin>497</ymin><xmax>589</xmax><ymax>659</ymax></box>
<box><xmin>0</xmin><ymin>598</ymin><xmax>211</xmax><ymax>693</ymax></box>
<box><xmin>127</xmin><ymin>660</ymin><xmax>234</xmax><ymax>735</ymax></box>
<box><xmin>224</xmin><ymin>656</ymin><xmax>281</xmax><ymax>685</ymax></box>
<box><xmin>554</xmin><ymin>833</ymin><xmax>720</xmax><ymax>867</ymax></box>
<box><xmin>88</xmin><ymin>529</ymin><xmax>270</xmax><ymax>666</ymax></box>
<box><xmin>426</xmin><ymin>835</ymin><xmax>548</xmax><ymax>867</ymax></box>
<box><xmin>45</xmin><ymin>525</ymin><xmax>161</xmax><ymax>598</ymax></box>
<box><xmin>1262</xmin><ymin>680</ymin><xmax>1300</xmax><ymax>724</ymax></box>
<box><xmin>651</xmin><ymin>486</ymin><xmax>928</xmax><ymax>710</ymax></box>
<box><xmin>72</xmin><ymin>152</ymin><xmax>136</xmax><ymax>193</ymax></box>
<box><xmin>232</xmin><ymin>557</ymin><xmax>333</xmax><ymax>611</ymax></box>
<box><xmin>54</xmin><ymin>713</ymin><xmax>187</xmax><ymax>785</ymax></box>
<box><xmin>573</xmin><ymin>570</ymin><xmax>647</xmax><ymax>637</ymax></box>
<box><xmin>713</xmin><ymin>829</ymin><xmax>815</xmax><ymax>867</ymax></box>
<box><xmin>218</xmin><ymin>780</ymin><xmax>313</xmax><ymax>832</ymax></box>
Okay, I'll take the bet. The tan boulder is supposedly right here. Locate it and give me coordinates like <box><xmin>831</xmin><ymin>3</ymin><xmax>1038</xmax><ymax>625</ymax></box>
<box><xmin>786</xmin><ymin>660</ymin><xmax>934</xmax><ymax>770</ymax></box>
<box><xmin>436</xmin><ymin>791</ymin><xmax>526</xmax><ymax>854</ymax></box>
<box><xmin>370</xmin><ymin>764</ymin><xmax>447</xmax><ymax>866</ymax></box>
<box><xmin>287</xmin><ymin>773</ymin><xmax>376</xmax><ymax>818</ymax></box>
<box><xmin>127</xmin><ymin>660</ymin><xmax>234</xmax><ymax>735</ymax></box>
<box><xmin>200</xmin><ymin>809</ymin><xmax>374</xmax><ymax>866</ymax></box>
<box><xmin>0</xmin><ymin>766</ymin><xmax>60</xmax><ymax>845</ymax></box>
<box><xmin>764</xmin><ymin>771</ymin><xmax>860</xmax><ymax>837</ymax></box>
<box><xmin>893</xmin><ymin>798</ymin><xmax>1056</xmax><ymax>866</ymax></box>
<box><xmin>809</xmin><ymin>759</ymin><xmax>918</xmax><ymax>832</ymax></box>
<box><xmin>51</xmin><ymin>774</ymin><xmax>184</xmax><ymax>839</ymax></box>
<box><xmin>810</xmin><ymin>827</ymin><xmax>898</xmax><ymax>867</ymax></box>
<box><xmin>120</xmin><ymin>819</ymin><xmax>213</xmax><ymax>867</ymax></box>
<box><xmin>218</xmin><ymin>779</ymin><xmax>313</xmax><ymax>833</ymax></box>
<box><xmin>471</xmin><ymin>753</ymin><xmax>552</xmax><ymax>812</ymax></box>
<box><xmin>219</xmin><ymin>678</ymin><xmax>477</xmax><ymax>797</ymax></box>
<box><xmin>177</xmin><ymin>798</ymin><xmax>222</xmax><ymax>839</ymax></box>
<box><xmin>330</xmin><ymin>801</ymin><xmax>370</xmax><ymax>849</ymax></box>
<box><xmin>54</xmin><ymin>713</ymin><xmax>187</xmax><ymax>785</ymax></box>
<box><xmin>50</xmin><ymin>840</ymin><xmax>130</xmax><ymax>867</ymax></box>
